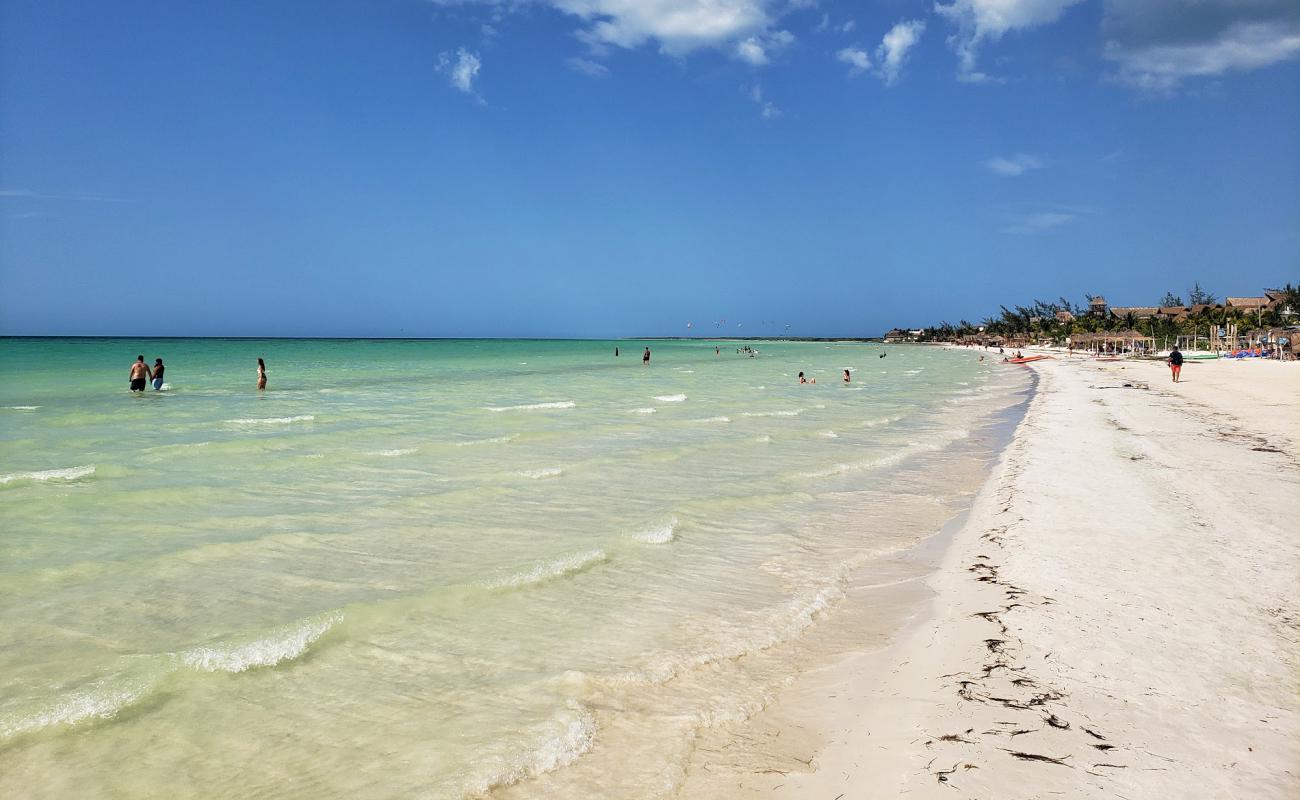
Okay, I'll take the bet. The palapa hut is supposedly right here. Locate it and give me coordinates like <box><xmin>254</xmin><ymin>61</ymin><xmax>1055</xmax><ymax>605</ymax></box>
<box><xmin>1068</xmin><ymin>330</ymin><xmax>1156</xmax><ymax>356</ymax></box>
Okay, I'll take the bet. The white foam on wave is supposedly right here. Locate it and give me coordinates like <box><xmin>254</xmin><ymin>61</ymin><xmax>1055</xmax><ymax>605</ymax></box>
<box><xmin>485</xmin><ymin>549</ymin><xmax>607</xmax><ymax>590</ymax></box>
<box><xmin>741</xmin><ymin>409</ymin><xmax>803</xmax><ymax>418</ymax></box>
<box><xmin>227</xmin><ymin>415</ymin><xmax>315</xmax><ymax>426</ymax></box>
<box><xmin>485</xmin><ymin>401</ymin><xmax>576</xmax><ymax>412</ymax></box>
<box><xmin>471</xmin><ymin>702</ymin><xmax>597</xmax><ymax>797</ymax></box>
<box><xmin>799</xmin><ymin>427</ymin><xmax>971</xmax><ymax>479</ymax></box>
<box><xmin>633</xmin><ymin>517</ymin><xmax>678</xmax><ymax>544</ymax></box>
<box><xmin>653</xmin><ymin>394</ymin><xmax>687</xmax><ymax>403</ymax></box>
<box><xmin>0</xmin><ymin>465</ymin><xmax>95</xmax><ymax>485</ymax></box>
<box><xmin>3</xmin><ymin>405</ymin><xmax>39</xmax><ymax>411</ymax></box>
<box><xmin>517</xmin><ymin>467</ymin><xmax>564</xmax><ymax>480</ymax></box>
<box><xmin>182</xmin><ymin>612</ymin><xmax>342</xmax><ymax>673</ymax></box>
<box><xmin>904</xmin><ymin>369</ymin><xmax>924</xmax><ymax>375</ymax></box>
<box><xmin>0</xmin><ymin>674</ymin><xmax>161</xmax><ymax>739</ymax></box>
<box><xmin>692</xmin><ymin>416</ymin><xmax>730</xmax><ymax>424</ymax></box>
<box><xmin>631</xmin><ymin>407</ymin><xmax>657</xmax><ymax>414</ymax></box>
<box><xmin>818</xmin><ymin>430</ymin><xmax>839</xmax><ymax>438</ymax></box>
<box><xmin>864</xmin><ymin>414</ymin><xmax>903</xmax><ymax>428</ymax></box>
<box><xmin>369</xmin><ymin>448</ymin><xmax>417</xmax><ymax>457</ymax></box>
<box><xmin>456</xmin><ymin>434</ymin><xmax>518</xmax><ymax>447</ymax></box>
<box><xmin>755</xmin><ymin>434</ymin><xmax>772</xmax><ymax>444</ymax></box>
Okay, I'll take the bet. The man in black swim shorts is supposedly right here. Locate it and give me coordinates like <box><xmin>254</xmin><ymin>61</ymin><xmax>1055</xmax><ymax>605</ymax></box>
<box><xmin>128</xmin><ymin>355</ymin><xmax>152</xmax><ymax>392</ymax></box>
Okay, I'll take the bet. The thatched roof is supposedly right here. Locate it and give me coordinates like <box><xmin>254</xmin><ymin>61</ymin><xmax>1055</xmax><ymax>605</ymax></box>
<box><xmin>1226</xmin><ymin>296</ymin><xmax>1269</xmax><ymax>309</ymax></box>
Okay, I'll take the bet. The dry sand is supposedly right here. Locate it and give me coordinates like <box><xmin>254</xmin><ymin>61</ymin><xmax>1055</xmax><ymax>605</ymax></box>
<box><xmin>684</xmin><ymin>355</ymin><xmax>1300</xmax><ymax>798</ymax></box>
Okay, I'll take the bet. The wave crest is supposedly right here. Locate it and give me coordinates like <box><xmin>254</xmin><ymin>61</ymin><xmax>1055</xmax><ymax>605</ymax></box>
<box><xmin>0</xmin><ymin>465</ymin><xmax>95</xmax><ymax>486</ymax></box>
<box><xmin>181</xmin><ymin>612</ymin><xmax>342</xmax><ymax>673</ymax></box>
<box><xmin>485</xmin><ymin>550</ymin><xmax>607</xmax><ymax>590</ymax></box>
<box><xmin>485</xmin><ymin>401</ymin><xmax>575</xmax><ymax>412</ymax></box>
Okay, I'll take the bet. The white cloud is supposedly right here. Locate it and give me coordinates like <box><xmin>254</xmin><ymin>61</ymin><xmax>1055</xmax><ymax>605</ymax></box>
<box><xmin>986</xmin><ymin>153</ymin><xmax>1044</xmax><ymax>176</ymax></box>
<box><xmin>431</xmin><ymin>1</ymin><xmax>785</xmax><ymax>59</ymax></box>
<box><xmin>1101</xmin><ymin>1</ymin><xmax>1300</xmax><ymax>91</ymax></box>
<box><xmin>934</xmin><ymin>0</ymin><xmax>1084</xmax><ymax>78</ymax></box>
<box><xmin>748</xmin><ymin>83</ymin><xmax>780</xmax><ymax>118</ymax></box>
<box><xmin>438</xmin><ymin>48</ymin><xmax>483</xmax><ymax>94</ymax></box>
<box><xmin>566</xmin><ymin>56</ymin><xmax>610</xmax><ymax>76</ymax></box>
<box><xmin>836</xmin><ymin>47</ymin><xmax>871</xmax><ymax>76</ymax></box>
<box><xmin>1003</xmin><ymin>211</ymin><xmax>1074</xmax><ymax>235</ymax></box>
<box><xmin>876</xmin><ymin>19</ymin><xmax>926</xmax><ymax>85</ymax></box>
<box><xmin>839</xmin><ymin>20</ymin><xmax>856</xmax><ymax>34</ymax></box>
<box><xmin>734</xmin><ymin>29</ymin><xmax>794</xmax><ymax>65</ymax></box>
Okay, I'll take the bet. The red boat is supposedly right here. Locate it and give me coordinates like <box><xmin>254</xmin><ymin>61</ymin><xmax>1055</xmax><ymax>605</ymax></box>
<box><xmin>1006</xmin><ymin>355</ymin><xmax>1054</xmax><ymax>364</ymax></box>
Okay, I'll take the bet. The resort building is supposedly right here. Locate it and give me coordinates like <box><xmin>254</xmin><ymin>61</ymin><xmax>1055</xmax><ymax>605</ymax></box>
<box><xmin>1109</xmin><ymin>306</ymin><xmax>1159</xmax><ymax>320</ymax></box>
<box><xmin>1088</xmin><ymin>296</ymin><xmax>1108</xmax><ymax>317</ymax></box>
<box><xmin>1055</xmin><ymin>310</ymin><xmax>1074</xmax><ymax>323</ymax></box>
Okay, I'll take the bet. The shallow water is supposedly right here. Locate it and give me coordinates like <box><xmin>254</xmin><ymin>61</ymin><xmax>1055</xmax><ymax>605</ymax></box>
<box><xmin>0</xmin><ymin>338</ymin><xmax>1025</xmax><ymax>798</ymax></box>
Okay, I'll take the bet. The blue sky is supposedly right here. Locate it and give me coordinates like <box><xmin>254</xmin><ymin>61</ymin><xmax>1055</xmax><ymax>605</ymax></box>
<box><xmin>2</xmin><ymin>0</ymin><xmax>1297</xmax><ymax>338</ymax></box>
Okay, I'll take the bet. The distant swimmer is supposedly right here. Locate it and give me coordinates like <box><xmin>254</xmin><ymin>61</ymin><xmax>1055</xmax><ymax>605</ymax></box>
<box><xmin>128</xmin><ymin>355</ymin><xmax>151</xmax><ymax>392</ymax></box>
<box><xmin>152</xmin><ymin>358</ymin><xmax>165</xmax><ymax>390</ymax></box>
<box><xmin>257</xmin><ymin>358</ymin><xmax>267</xmax><ymax>390</ymax></box>
<box><xmin>642</xmin><ymin>347</ymin><xmax>650</xmax><ymax>365</ymax></box>
<box><xmin>715</xmin><ymin>346</ymin><xmax>720</xmax><ymax>356</ymax></box>
<box><xmin>879</xmin><ymin>353</ymin><xmax>887</xmax><ymax>359</ymax></box>
<box><xmin>615</xmin><ymin>347</ymin><xmax>619</xmax><ymax>357</ymax></box>
<box><xmin>843</xmin><ymin>369</ymin><xmax>850</xmax><ymax>383</ymax></box>
<box><xmin>799</xmin><ymin>372</ymin><xmax>806</xmax><ymax>383</ymax></box>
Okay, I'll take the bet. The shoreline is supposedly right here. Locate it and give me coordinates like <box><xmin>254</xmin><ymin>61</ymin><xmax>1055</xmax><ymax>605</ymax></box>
<box><xmin>686</xmin><ymin>355</ymin><xmax>1300</xmax><ymax>798</ymax></box>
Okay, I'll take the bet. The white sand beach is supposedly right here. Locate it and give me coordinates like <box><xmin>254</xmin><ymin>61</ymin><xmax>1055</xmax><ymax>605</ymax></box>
<box><xmin>684</xmin><ymin>355</ymin><xmax>1300</xmax><ymax>798</ymax></box>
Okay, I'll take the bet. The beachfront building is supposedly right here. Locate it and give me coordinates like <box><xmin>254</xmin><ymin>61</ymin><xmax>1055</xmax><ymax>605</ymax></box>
<box><xmin>1088</xmin><ymin>296</ymin><xmax>1108</xmax><ymax>317</ymax></box>
<box><xmin>1109</xmin><ymin>306</ymin><xmax>1158</xmax><ymax>321</ymax></box>
<box><xmin>883</xmin><ymin>328</ymin><xmax>915</xmax><ymax>343</ymax></box>
<box><xmin>1055</xmin><ymin>310</ymin><xmax>1074</xmax><ymax>323</ymax></box>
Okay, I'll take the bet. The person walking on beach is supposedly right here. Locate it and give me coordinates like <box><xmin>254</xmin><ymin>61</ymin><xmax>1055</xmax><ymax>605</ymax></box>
<box><xmin>151</xmin><ymin>358</ymin><xmax>165</xmax><ymax>391</ymax></box>
<box><xmin>128</xmin><ymin>355</ymin><xmax>152</xmax><ymax>392</ymax></box>
<box><xmin>642</xmin><ymin>347</ymin><xmax>650</xmax><ymax>366</ymax></box>
<box><xmin>1168</xmin><ymin>345</ymin><xmax>1184</xmax><ymax>383</ymax></box>
<box><xmin>257</xmin><ymin>358</ymin><xmax>268</xmax><ymax>390</ymax></box>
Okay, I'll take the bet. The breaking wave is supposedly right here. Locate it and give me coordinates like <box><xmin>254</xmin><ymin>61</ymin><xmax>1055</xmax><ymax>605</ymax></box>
<box><xmin>182</xmin><ymin>612</ymin><xmax>342</xmax><ymax>673</ymax></box>
<box><xmin>653</xmin><ymin>394</ymin><xmax>687</xmax><ymax>403</ymax></box>
<box><xmin>517</xmin><ymin>467</ymin><xmax>564</xmax><ymax>480</ymax></box>
<box><xmin>485</xmin><ymin>401</ymin><xmax>576</xmax><ymax>412</ymax></box>
<box><xmin>633</xmin><ymin>517</ymin><xmax>678</xmax><ymax>544</ymax></box>
<box><xmin>456</xmin><ymin>434</ymin><xmax>518</xmax><ymax>446</ymax></box>
<box><xmin>485</xmin><ymin>550</ymin><xmax>607</xmax><ymax>590</ymax></box>
<box><xmin>227</xmin><ymin>415</ymin><xmax>315</xmax><ymax>426</ymax></box>
<box><xmin>0</xmin><ymin>465</ymin><xmax>95</xmax><ymax>486</ymax></box>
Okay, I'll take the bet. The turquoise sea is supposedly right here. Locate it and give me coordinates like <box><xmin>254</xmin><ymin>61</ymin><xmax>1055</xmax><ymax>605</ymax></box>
<box><xmin>0</xmin><ymin>338</ymin><xmax>1026</xmax><ymax>798</ymax></box>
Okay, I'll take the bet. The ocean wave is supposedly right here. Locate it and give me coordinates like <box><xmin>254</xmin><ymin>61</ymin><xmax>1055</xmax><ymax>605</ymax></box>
<box><xmin>863</xmin><ymin>414</ymin><xmax>903</xmax><ymax>428</ymax></box>
<box><xmin>631</xmin><ymin>407</ymin><xmax>657</xmax><ymax>414</ymax></box>
<box><xmin>692</xmin><ymin>416</ymin><xmax>730</xmax><ymax>424</ymax></box>
<box><xmin>0</xmin><ymin>674</ymin><xmax>162</xmax><ymax>739</ymax></box>
<box><xmin>755</xmin><ymin>434</ymin><xmax>772</xmax><ymax>443</ymax></box>
<box><xmin>653</xmin><ymin>394</ymin><xmax>687</xmax><ymax>403</ymax></box>
<box><xmin>633</xmin><ymin>517</ymin><xmax>678</xmax><ymax>544</ymax></box>
<box><xmin>485</xmin><ymin>549</ymin><xmax>607</xmax><ymax>590</ymax></box>
<box><xmin>741</xmin><ymin>409</ymin><xmax>803</xmax><ymax>418</ymax></box>
<box><xmin>818</xmin><ymin>430</ymin><xmax>839</xmax><ymax>438</ymax></box>
<box><xmin>799</xmin><ymin>428</ymin><xmax>970</xmax><ymax>479</ymax></box>
<box><xmin>3</xmin><ymin>405</ymin><xmax>39</xmax><ymax>411</ymax></box>
<box><xmin>471</xmin><ymin>703</ymin><xmax>596</xmax><ymax>796</ymax></box>
<box><xmin>904</xmin><ymin>369</ymin><xmax>924</xmax><ymax>374</ymax></box>
<box><xmin>455</xmin><ymin>434</ymin><xmax>518</xmax><ymax>447</ymax></box>
<box><xmin>0</xmin><ymin>465</ymin><xmax>95</xmax><ymax>486</ymax></box>
<box><xmin>227</xmin><ymin>415</ymin><xmax>315</xmax><ymax>426</ymax></box>
<box><xmin>485</xmin><ymin>401</ymin><xmax>576</xmax><ymax>412</ymax></box>
<box><xmin>517</xmin><ymin>467</ymin><xmax>564</xmax><ymax>480</ymax></box>
<box><xmin>181</xmin><ymin>612</ymin><xmax>341</xmax><ymax>673</ymax></box>
<box><xmin>368</xmin><ymin>448</ymin><xmax>417</xmax><ymax>457</ymax></box>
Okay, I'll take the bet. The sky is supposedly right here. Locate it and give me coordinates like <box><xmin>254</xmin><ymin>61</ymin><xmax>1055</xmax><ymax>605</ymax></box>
<box><xmin>1</xmin><ymin>0</ymin><xmax>1298</xmax><ymax>338</ymax></box>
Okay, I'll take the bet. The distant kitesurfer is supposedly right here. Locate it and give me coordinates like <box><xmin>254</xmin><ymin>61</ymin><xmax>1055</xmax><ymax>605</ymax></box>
<box><xmin>257</xmin><ymin>358</ymin><xmax>268</xmax><ymax>390</ymax></box>
<box><xmin>128</xmin><ymin>355</ymin><xmax>151</xmax><ymax>392</ymax></box>
<box><xmin>152</xmin><ymin>358</ymin><xmax>165</xmax><ymax>390</ymax></box>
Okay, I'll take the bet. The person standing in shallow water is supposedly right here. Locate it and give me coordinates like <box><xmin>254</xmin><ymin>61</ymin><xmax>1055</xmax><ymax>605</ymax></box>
<box><xmin>128</xmin><ymin>355</ymin><xmax>152</xmax><ymax>392</ymax></box>
<box><xmin>257</xmin><ymin>358</ymin><xmax>267</xmax><ymax>390</ymax></box>
<box><xmin>642</xmin><ymin>347</ymin><xmax>650</xmax><ymax>365</ymax></box>
<box><xmin>152</xmin><ymin>358</ymin><xmax>165</xmax><ymax>390</ymax></box>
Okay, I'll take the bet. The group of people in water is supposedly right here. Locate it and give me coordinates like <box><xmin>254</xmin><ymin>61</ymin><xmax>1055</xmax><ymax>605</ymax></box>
<box><xmin>128</xmin><ymin>356</ymin><xmax>267</xmax><ymax>392</ymax></box>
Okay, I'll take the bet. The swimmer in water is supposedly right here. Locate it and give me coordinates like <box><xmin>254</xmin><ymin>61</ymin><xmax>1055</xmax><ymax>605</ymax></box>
<box><xmin>798</xmin><ymin>372</ymin><xmax>807</xmax><ymax>384</ymax></box>
<box><xmin>257</xmin><ymin>358</ymin><xmax>267</xmax><ymax>390</ymax></box>
<box><xmin>642</xmin><ymin>347</ymin><xmax>650</xmax><ymax>365</ymax></box>
<box><xmin>843</xmin><ymin>369</ymin><xmax>850</xmax><ymax>383</ymax></box>
<box><xmin>152</xmin><ymin>358</ymin><xmax>165</xmax><ymax>390</ymax></box>
<box><xmin>128</xmin><ymin>355</ymin><xmax>151</xmax><ymax>392</ymax></box>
